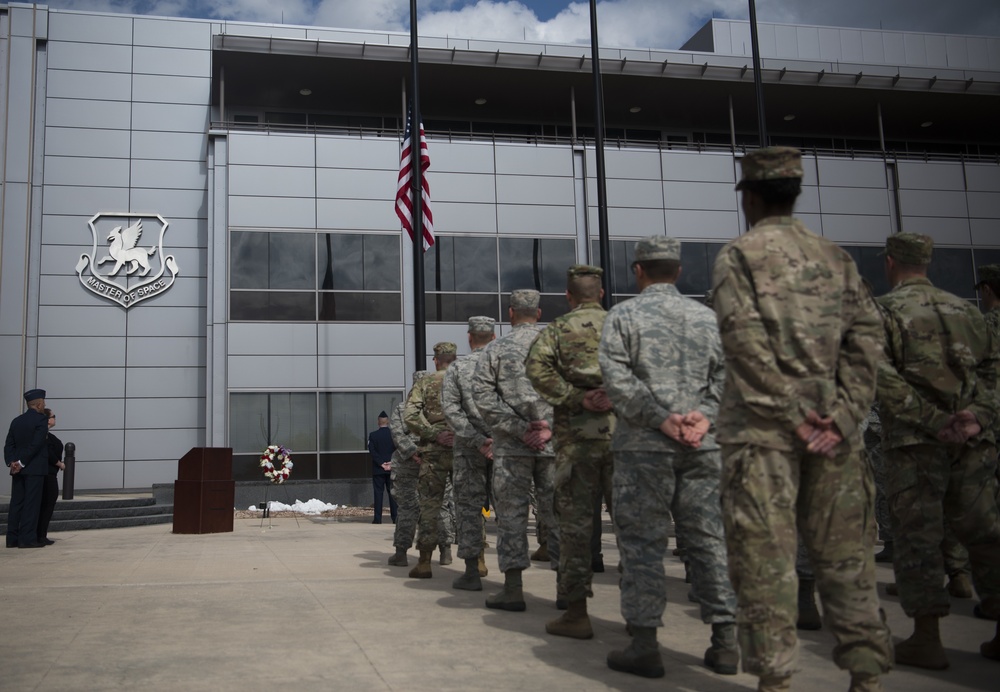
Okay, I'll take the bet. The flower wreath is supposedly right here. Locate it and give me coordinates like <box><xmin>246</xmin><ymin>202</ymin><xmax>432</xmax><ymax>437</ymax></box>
<box><xmin>260</xmin><ymin>445</ymin><xmax>293</xmax><ymax>484</ymax></box>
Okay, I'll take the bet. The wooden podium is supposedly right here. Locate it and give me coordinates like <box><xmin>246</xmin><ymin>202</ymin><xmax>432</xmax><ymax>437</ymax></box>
<box><xmin>173</xmin><ymin>447</ymin><xmax>235</xmax><ymax>534</ymax></box>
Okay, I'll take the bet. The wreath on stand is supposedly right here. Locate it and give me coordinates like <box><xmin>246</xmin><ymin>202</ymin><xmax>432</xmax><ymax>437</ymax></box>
<box><xmin>260</xmin><ymin>445</ymin><xmax>294</xmax><ymax>484</ymax></box>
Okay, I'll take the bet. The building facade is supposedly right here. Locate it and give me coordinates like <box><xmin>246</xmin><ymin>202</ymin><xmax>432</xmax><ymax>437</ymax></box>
<box><xmin>1</xmin><ymin>3</ymin><xmax>997</xmax><ymax>489</ymax></box>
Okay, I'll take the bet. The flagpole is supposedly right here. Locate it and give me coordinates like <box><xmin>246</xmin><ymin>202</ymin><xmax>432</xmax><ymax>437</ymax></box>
<box><xmin>748</xmin><ymin>0</ymin><xmax>768</xmax><ymax>147</ymax></box>
<box><xmin>589</xmin><ymin>0</ymin><xmax>612</xmax><ymax>310</ymax></box>
<box><xmin>408</xmin><ymin>0</ymin><xmax>427</xmax><ymax>367</ymax></box>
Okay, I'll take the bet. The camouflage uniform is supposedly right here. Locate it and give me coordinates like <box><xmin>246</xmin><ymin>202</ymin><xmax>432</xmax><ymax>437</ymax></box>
<box><xmin>599</xmin><ymin>254</ymin><xmax>735</xmax><ymax>630</ymax></box>
<box><xmin>405</xmin><ymin>343</ymin><xmax>457</xmax><ymax>555</ymax></box>
<box><xmin>473</xmin><ymin>294</ymin><xmax>557</xmax><ymax>575</ymax></box>
<box><xmin>877</xmin><ymin>235</ymin><xmax>1000</xmax><ymax>622</ymax></box>
<box><xmin>713</xmin><ymin>147</ymin><xmax>891</xmax><ymax>680</ymax></box>
<box><xmin>526</xmin><ymin>268</ymin><xmax>615</xmax><ymax>603</ymax></box>
<box><xmin>442</xmin><ymin>317</ymin><xmax>494</xmax><ymax>562</ymax></box>
<box><xmin>864</xmin><ymin>404</ymin><xmax>891</xmax><ymax>544</ymax></box>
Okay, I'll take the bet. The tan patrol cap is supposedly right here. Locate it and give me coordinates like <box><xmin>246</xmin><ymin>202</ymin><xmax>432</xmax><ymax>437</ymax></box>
<box><xmin>736</xmin><ymin>146</ymin><xmax>804</xmax><ymax>190</ymax></box>
<box><xmin>884</xmin><ymin>233</ymin><xmax>933</xmax><ymax>265</ymax></box>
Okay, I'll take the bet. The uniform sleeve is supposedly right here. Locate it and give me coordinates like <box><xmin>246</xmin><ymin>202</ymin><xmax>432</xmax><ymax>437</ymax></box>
<box><xmin>712</xmin><ymin>248</ymin><xmax>807</xmax><ymax>432</ymax></box>
<box><xmin>968</xmin><ymin>319</ymin><xmax>1000</xmax><ymax>432</ymax></box>
<box><xmin>389</xmin><ymin>405</ymin><xmax>418</xmax><ymax>460</ymax></box>
<box><xmin>3</xmin><ymin>425</ymin><xmax>14</xmax><ymax>465</ymax></box>
<box><xmin>442</xmin><ymin>365</ymin><xmax>488</xmax><ymax>448</ymax></box>
<box><xmin>472</xmin><ymin>346</ymin><xmax>529</xmax><ymax>440</ymax></box>
<box><xmin>598</xmin><ymin>309</ymin><xmax>670</xmax><ymax>431</ymax></box>
<box><xmin>697</xmin><ymin>337</ymin><xmax>725</xmax><ymax>422</ymax></box>
<box><xmin>403</xmin><ymin>380</ymin><xmax>444</xmax><ymax>444</ymax></box>
<box><xmin>525</xmin><ymin>324</ymin><xmax>587</xmax><ymax>411</ymax></box>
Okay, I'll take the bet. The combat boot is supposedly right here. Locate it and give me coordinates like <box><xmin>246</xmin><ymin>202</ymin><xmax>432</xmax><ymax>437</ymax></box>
<box><xmin>530</xmin><ymin>543</ymin><xmax>549</xmax><ymax>562</ymax></box>
<box><xmin>387</xmin><ymin>547</ymin><xmax>408</xmax><ymax>566</ymax></box>
<box><xmin>439</xmin><ymin>544</ymin><xmax>453</xmax><ymax>566</ymax></box>
<box><xmin>546</xmin><ymin>599</ymin><xmax>593</xmax><ymax>639</ymax></box>
<box><xmin>703</xmin><ymin>622</ymin><xmax>739</xmax><ymax>675</ymax></box>
<box><xmin>895</xmin><ymin>615</ymin><xmax>949</xmax><ymax>669</ymax></box>
<box><xmin>408</xmin><ymin>550</ymin><xmax>433</xmax><ymax>579</ymax></box>
<box><xmin>452</xmin><ymin>557</ymin><xmax>482</xmax><ymax>591</ymax></box>
<box><xmin>477</xmin><ymin>549</ymin><xmax>488</xmax><ymax>577</ymax></box>
<box><xmin>874</xmin><ymin>541</ymin><xmax>893</xmax><ymax>563</ymax></box>
<box><xmin>849</xmin><ymin>673</ymin><xmax>883</xmax><ymax>691</ymax></box>
<box><xmin>757</xmin><ymin>675</ymin><xmax>791</xmax><ymax>691</ymax></box>
<box><xmin>981</xmin><ymin>621</ymin><xmax>1000</xmax><ymax>661</ymax></box>
<box><xmin>486</xmin><ymin>568</ymin><xmax>526</xmax><ymax>611</ymax></box>
<box><xmin>884</xmin><ymin>583</ymin><xmax>898</xmax><ymax>596</ymax></box>
<box><xmin>947</xmin><ymin>572</ymin><xmax>973</xmax><ymax>599</ymax></box>
<box><xmin>607</xmin><ymin>625</ymin><xmax>664</xmax><ymax>678</ymax></box>
<box><xmin>797</xmin><ymin>578</ymin><xmax>823</xmax><ymax>630</ymax></box>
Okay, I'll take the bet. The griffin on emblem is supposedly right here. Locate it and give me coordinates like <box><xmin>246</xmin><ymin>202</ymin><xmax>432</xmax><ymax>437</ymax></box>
<box><xmin>97</xmin><ymin>220</ymin><xmax>157</xmax><ymax>276</ymax></box>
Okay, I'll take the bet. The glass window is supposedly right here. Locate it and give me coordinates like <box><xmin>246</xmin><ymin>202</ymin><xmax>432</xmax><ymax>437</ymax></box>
<box><xmin>231</xmin><ymin>291</ymin><xmax>315</xmax><ymax>321</ymax></box>
<box><xmin>319</xmin><ymin>233</ymin><xmax>400</xmax><ymax>291</ymax></box>
<box><xmin>425</xmin><ymin>293</ymin><xmax>500</xmax><ymax>322</ymax></box>
<box><xmin>319</xmin><ymin>292</ymin><xmax>401</xmax><ymax>321</ymax></box>
<box><xmin>592</xmin><ymin>239</ymin><xmax>639</xmax><ymax>299</ymax></box>
<box><xmin>231</xmin><ymin>231</ymin><xmax>313</xmax><ymax>290</ymax></box>
<box><xmin>928</xmin><ymin>248</ymin><xmax>975</xmax><ymax>300</ymax></box>
<box><xmin>677</xmin><ymin>242</ymin><xmax>726</xmax><ymax>297</ymax></box>
<box><xmin>841</xmin><ymin>246</ymin><xmax>891</xmax><ymax>297</ymax></box>
<box><xmin>425</xmin><ymin>236</ymin><xmax>498</xmax><ymax>292</ymax></box>
<box><xmin>319</xmin><ymin>392</ymin><xmax>403</xmax><ymax>451</ymax></box>
<box><xmin>499</xmin><ymin>238</ymin><xmax>575</xmax><ymax>293</ymax></box>
<box><xmin>229</xmin><ymin>392</ymin><xmax>316</xmax><ymax>455</ymax></box>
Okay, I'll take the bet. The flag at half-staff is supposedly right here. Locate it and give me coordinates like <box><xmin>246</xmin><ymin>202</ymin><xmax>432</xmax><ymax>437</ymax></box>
<box><xmin>395</xmin><ymin>108</ymin><xmax>434</xmax><ymax>251</ymax></box>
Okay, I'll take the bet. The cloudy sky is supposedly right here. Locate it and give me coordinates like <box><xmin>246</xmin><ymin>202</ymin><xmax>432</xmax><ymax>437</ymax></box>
<box><xmin>40</xmin><ymin>1</ymin><xmax>1000</xmax><ymax>50</ymax></box>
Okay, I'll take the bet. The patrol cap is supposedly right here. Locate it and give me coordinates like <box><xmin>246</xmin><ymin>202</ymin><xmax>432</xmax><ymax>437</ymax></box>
<box><xmin>567</xmin><ymin>264</ymin><xmax>603</xmax><ymax>279</ymax></box>
<box><xmin>24</xmin><ymin>388</ymin><xmax>45</xmax><ymax>402</ymax></box>
<box><xmin>976</xmin><ymin>264</ymin><xmax>1000</xmax><ymax>287</ymax></box>
<box><xmin>412</xmin><ymin>370</ymin><xmax>431</xmax><ymax>382</ymax></box>
<box><xmin>433</xmin><ymin>341</ymin><xmax>457</xmax><ymax>356</ymax></box>
<box><xmin>509</xmin><ymin>289</ymin><xmax>541</xmax><ymax>310</ymax></box>
<box><xmin>884</xmin><ymin>233</ymin><xmax>933</xmax><ymax>265</ymax></box>
<box><xmin>467</xmin><ymin>315</ymin><xmax>496</xmax><ymax>334</ymax></box>
<box><xmin>634</xmin><ymin>236</ymin><xmax>680</xmax><ymax>262</ymax></box>
<box><xmin>736</xmin><ymin>146</ymin><xmax>804</xmax><ymax>190</ymax></box>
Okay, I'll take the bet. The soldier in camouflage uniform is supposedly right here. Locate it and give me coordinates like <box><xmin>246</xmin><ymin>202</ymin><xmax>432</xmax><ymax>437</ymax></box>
<box><xmin>877</xmin><ymin>233</ymin><xmax>1000</xmax><ymax>669</ymax></box>
<box><xmin>472</xmin><ymin>289</ymin><xmax>558</xmax><ymax>612</ymax></box>
<box><xmin>404</xmin><ymin>342</ymin><xmax>458</xmax><ymax>579</ymax></box>
<box><xmin>442</xmin><ymin>316</ymin><xmax>496</xmax><ymax>591</ymax></box>
<box><xmin>713</xmin><ymin>147</ymin><xmax>892</xmax><ymax>692</ymax></box>
<box><xmin>525</xmin><ymin>264</ymin><xmax>615</xmax><ymax>640</ymax></box>
<box><xmin>388</xmin><ymin>370</ymin><xmax>430</xmax><ymax>567</ymax></box>
<box><xmin>866</xmin><ymin>404</ymin><xmax>893</xmax><ymax>563</ymax></box>
<box><xmin>599</xmin><ymin>237</ymin><xmax>738</xmax><ymax>678</ymax></box>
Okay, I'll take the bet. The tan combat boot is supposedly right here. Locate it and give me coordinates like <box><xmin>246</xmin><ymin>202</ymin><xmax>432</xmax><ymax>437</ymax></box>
<box><xmin>477</xmin><ymin>549</ymin><xmax>488</xmax><ymax>577</ymax></box>
<box><xmin>439</xmin><ymin>544</ymin><xmax>453</xmax><ymax>565</ymax></box>
<box><xmin>704</xmin><ymin>622</ymin><xmax>739</xmax><ymax>675</ymax></box>
<box><xmin>849</xmin><ymin>673</ymin><xmax>883</xmax><ymax>691</ymax></box>
<box><xmin>387</xmin><ymin>547</ymin><xmax>408</xmax><ymax>566</ymax></box>
<box><xmin>530</xmin><ymin>543</ymin><xmax>549</xmax><ymax>562</ymax></box>
<box><xmin>408</xmin><ymin>550</ymin><xmax>433</xmax><ymax>579</ymax></box>
<box><xmin>607</xmin><ymin>625</ymin><xmax>664</xmax><ymax>678</ymax></box>
<box><xmin>947</xmin><ymin>572</ymin><xmax>973</xmax><ymax>599</ymax></box>
<box><xmin>757</xmin><ymin>675</ymin><xmax>792</xmax><ymax>691</ymax></box>
<box><xmin>485</xmin><ymin>568</ymin><xmax>526</xmax><ymax>611</ymax></box>
<box><xmin>546</xmin><ymin>599</ymin><xmax>593</xmax><ymax>639</ymax></box>
<box><xmin>895</xmin><ymin>615</ymin><xmax>949</xmax><ymax>669</ymax></box>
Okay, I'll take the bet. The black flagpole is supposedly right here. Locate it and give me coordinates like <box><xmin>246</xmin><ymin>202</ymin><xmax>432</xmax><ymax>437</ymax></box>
<box><xmin>748</xmin><ymin>0</ymin><xmax>768</xmax><ymax>147</ymax></box>
<box><xmin>589</xmin><ymin>0</ymin><xmax>612</xmax><ymax>309</ymax></box>
<box><xmin>409</xmin><ymin>0</ymin><xmax>427</xmax><ymax>367</ymax></box>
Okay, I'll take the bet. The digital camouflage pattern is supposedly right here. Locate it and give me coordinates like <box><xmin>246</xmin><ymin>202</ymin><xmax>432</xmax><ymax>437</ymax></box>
<box><xmin>526</xmin><ymin>300</ymin><xmax>615</xmax><ymax>602</ymax></box>
<box><xmin>712</xmin><ymin>215</ymin><xmax>891</xmax><ymax>679</ymax></box>
<box><xmin>405</xmin><ymin>369</ymin><xmax>455</xmax><ymax>553</ymax></box>
<box><xmin>863</xmin><ymin>404</ymin><xmax>892</xmax><ymax>544</ymax></box>
<box><xmin>598</xmin><ymin>281</ymin><xmax>735</xmax><ymax>630</ymax></box>
<box><xmin>442</xmin><ymin>346</ymin><xmax>492</xmax><ymax>560</ymax></box>
<box><xmin>877</xmin><ymin>276</ymin><xmax>1000</xmax><ymax>619</ymax></box>
<box><xmin>473</xmin><ymin>322</ymin><xmax>557</xmax><ymax>573</ymax></box>
<box><xmin>389</xmin><ymin>400</ymin><xmax>420</xmax><ymax>551</ymax></box>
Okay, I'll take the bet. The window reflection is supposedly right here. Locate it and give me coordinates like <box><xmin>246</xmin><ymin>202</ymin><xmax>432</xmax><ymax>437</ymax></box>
<box><xmin>426</xmin><ymin>236</ymin><xmax>498</xmax><ymax>292</ymax></box>
<box><xmin>499</xmin><ymin>238</ymin><xmax>575</xmax><ymax>293</ymax></box>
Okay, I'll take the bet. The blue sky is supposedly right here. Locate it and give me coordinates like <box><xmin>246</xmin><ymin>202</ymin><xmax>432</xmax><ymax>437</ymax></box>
<box><xmin>39</xmin><ymin>1</ymin><xmax>1000</xmax><ymax>49</ymax></box>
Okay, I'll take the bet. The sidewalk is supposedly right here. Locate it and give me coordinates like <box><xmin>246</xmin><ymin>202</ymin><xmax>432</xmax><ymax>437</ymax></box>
<box><xmin>0</xmin><ymin>514</ymin><xmax>996</xmax><ymax>691</ymax></box>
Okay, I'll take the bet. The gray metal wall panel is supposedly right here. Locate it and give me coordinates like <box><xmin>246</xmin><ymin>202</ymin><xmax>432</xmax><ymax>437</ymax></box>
<box><xmin>603</xmin><ymin>149</ymin><xmax>662</xmax><ymax>180</ymax></box>
<box><xmin>230</xmin><ymin>195</ymin><xmax>316</xmax><ymax>228</ymax></box>
<box><xmin>663</xmin><ymin>210</ymin><xmax>739</xmax><ymax>239</ymax></box>
<box><xmin>421</xmin><ymin>201</ymin><xmax>496</xmax><ymax>234</ymax></box>
<box><xmin>968</xmin><ymin>192</ymin><xmax>1000</xmax><ymax>219</ymax></box>
<box><xmin>132</xmin><ymin>131</ymin><xmax>206</xmax><ymax>161</ymax></box>
<box><xmin>133</xmin><ymin>46</ymin><xmax>210</xmax><ymax>78</ymax></box>
<box><xmin>898</xmin><ymin>161</ymin><xmax>966</xmax><ymax>191</ymax></box>
<box><xmin>46</xmin><ymin>69</ymin><xmax>131</xmax><ymax>101</ymax></box>
<box><xmin>662</xmin><ymin>152</ymin><xmax>735</xmax><ymax>183</ymax></box>
<box><xmin>160</xmin><ymin>217</ymin><xmax>208</xmax><ymax>248</ymax></box>
<box><xmin>423</xmin><ymin>171</ymin><xmax>495</xmax><ymax>204</ymax></box>
<box><xmin>315</xmin><ymin>198</ymin><xmax>390</xmax><ymax>230</ymax></box>
<box><xmin>318</xmin><ymin>355</ymin><xmax>405</xmax><ymax>388</ymax></box>
<box><xmin>967</xmin><ymin>165</ymin><xmax>1000</xmax><ymax>193</ymax></box>
<box><xmin>74</xmin><ymin>461</ymin><xmax>126</xmax><ymax>491</ymax></box>
<box><xmin>38</xmin><ymin>305</ymin><xmax>125</xmax><ymax>337</ymax></box>
<box><xmin>41</xmin><ymin>185</ymin><xmax>129</xmax><ymax>216</ymax></box>
<box><xmin>498</xmin><ymin>204</ymin><xmax>576</xmax><ymax>236</ymax></box>
<box><xmin>926</xmin><ymin>35</ymin><xmax>948</xmax><ymax>66</ymax></box>
<box><xmin>796</xmin><ymin>27</ymin><xmax>821</xmax><ymax>60</ymax></box>
<box><xmin>37</xmin><ymin>366</ymin><xmax>125</xmax><ymax>398</ymax></box>
<box><xmin>884</xmin><ymin>32</ymin><xmax>906</xmax><ymax>64</ymax></box>
<box><xmin>125</xmin><ymin>366</ymin><xmax>205</xmax><ymax>397</ymax></box>
<box><xmin>133</xmin><ymin>17</ymin><xmax>212</xmax><ymax>49</ymax></box>
<box><xmin>50</xmin><ymin>398</ymin><xmax>125</xmax><ymax>431</ymax></box>
<box><xmin>230</xmin><ymin>132</ymin><xmax>315</xmax><ymax>166</ymax></box>
<box><xmin>229</xmin><ymin>165</ymin><xmax>316</xmax><ymax>198</ymax></box>
<box><xmin>316</xmin><ymin>136</ymin><xmax>397</xmax><ymax>169</ymax></box>
<box><xmin>946</xmin><ymin>36</ymin><xmax>969</xmax><ymax>68</ymax></box>
<box><xmin>45</xmin><ymin>127</ymin><xmax>131</xmax><ymax>158</ymax></box>
<box><xmin>131</xmin><ymin>102</ymin><xmax>209</xmax><ymax>133</ymax></box>
<box><xmin>602</xmin><ymin>207</ymin><xmax>665</xmax><ymax>237</ymax></box>
<box><xmin>125</xmin><ymin>336</ymin><xmax>205</xmax><ymax>368</ymax></box>
<box><xmin>48</xmin><ymin>12</ymin><xmax>132</xmax><ymax>43</ymax></box>
<box><xmin>39</xmin><ymin>275</ymin><xmax>118</xmax><ymax>306</ymax></box>
<box><xmin>817</xmin><ymin>158</ymin><xmax>886</xmax><ymax>188</ymax></box>
<box><xmin>904</xmin><ymin>33</ymin><xmax>929</xmax><ymax>65</ymax></box>
<box><xmin>45</xmin><ymin>97</ymin><xmax>132</xmax><ymax>130</ymax></box>
<box><xmin>317</xmin><ymin>324</ymin><xmax>404</xmax><ymax>355</ymax></box>
<box><xmin>228</xmin><ymin>324</ymin><xmax>317</xmax><ymax>356</ymax></box>
<box><xmin>37</xmin><ymin>336</ymin><xmax>125</xmax><ymax>367</ymax></box>
<box><xmin>132</xmin><ymin>74</ymin><xmax>211</xmax><ymax>105</ymax></box>
<box><xmin>0</xmin><ymin>185</ymin><xmax>29</xmax><ymax>335</ymax></box>
<box><xmin>898</xmin><ymin>190</ymin><xmax>969</xmax><ymax>218</ymax></box>
<box><xmin>971</xmin><ymin>219</ymin><xmax>1000</xmax><ymax>247</ymax></box>
<box><xmin>899</xmin><ymin>216</ymin><xmax>972</xmax><ymax>244</ymax></box>
<box><xmin>229</xmin><ymin>356</ymin><xmax>317</xmax><ymax>388</ymax></box>
<box><xmin>861</xmin><ymin>31</ymin><xmax>886</xmax><ymax>64</ymax></box>
<box><xmin>776</xmin><ymin>24</ymin><xmax>800</xmax><ymax>58</ymax></box>
<box><xmin>126</xmin><ymin>307</ymin><xmax>206</xmax><ymax>337</ymax></box>
<box><xmin>603</xmin><ymin>179</ymin><xmax>663</xmax><ymax>209</ymax></box>
<box><xmin>48</xmin><ymin>41</ymin><xmax>132</xmax><ymax>73</ymax></box>
<box><xmin>820</xmin><ymin>187</ymin><xmax>891</xmax><ymax>216</ymax></box>
<box><xmin>497</xmin><ymin>175</ymin><xmax>574</xmax><ymax>206</ymax></box>
<box><xmin>840</xmin><ymin>30</ymin><xmax>863</xmax><ymax>62</ymax></box>
<box><xmin>130</xmin><ymin>188</ymin><xmax>208</xmax><ymax>220</ymax></box>
<box><xmin>131</xmin><ymin>159</ymin><xmax>208</xmax><ymax>191</ymax></box>
<box><xmin>494</xmin><ymin>144</ymin><xmax>571</xmax><ymax>176</ymax></box>
<box><xmin>797</xmin><ymin>214</ymin><xmax>824</xmax><ymax>234</ymax></box>
<box><xmin>422</xmin><ymin>140</ymin><xmax>495</xmax><ymax>175</ymax></box>
<box><xmin>124</xmin><ymin>460</ymin><xmax>183</xmax><ymax>487</ymax></box>
<box><xmin>43</xmin><ymin>156</ymin><xmax>130</xmax><ymax>188</ymax></box>
<box><xmin>4</xmin><ymin>37</ymin><xmax>34</xmax><ymax>181</ymax></box>
<box><xmin>819</xmin><ymin>215</ymin><xmax>892</xmax><ymax>243</ymax></box>
<box><xmin>662</xmin><ymin>181</ymin><xmax>736</xmax><ymax>212</ymax></box>
<box><xmin>125</xmin><ymin>277</ymin><xmax>205</xmax><ymax>308</ymax></box>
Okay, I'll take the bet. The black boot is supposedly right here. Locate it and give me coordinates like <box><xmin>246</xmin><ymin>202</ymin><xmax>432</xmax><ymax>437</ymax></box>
<box><xmin>797</xmin><ymin>578</ymin><xmax>822</xmax><ymax>630</ymax></box>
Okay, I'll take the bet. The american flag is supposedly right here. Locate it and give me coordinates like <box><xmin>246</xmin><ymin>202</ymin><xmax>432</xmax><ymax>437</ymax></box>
<box><xmin>395</xmin><ymin>110</ymin><xmax>434</xmax><ymax>251</ymax></box>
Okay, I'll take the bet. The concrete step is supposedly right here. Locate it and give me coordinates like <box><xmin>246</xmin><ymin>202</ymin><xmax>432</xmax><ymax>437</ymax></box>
<box><xmin>1</xmin><ymin>497</ymin><xmax>174</xmax><ymax>533</ymax></box>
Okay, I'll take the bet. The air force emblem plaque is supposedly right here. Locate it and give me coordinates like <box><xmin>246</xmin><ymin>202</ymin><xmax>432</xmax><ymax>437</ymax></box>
<box><xmin>75</xmin><ymin>212</ymin><xmax>180</xmax><ymax>308</ymax></box>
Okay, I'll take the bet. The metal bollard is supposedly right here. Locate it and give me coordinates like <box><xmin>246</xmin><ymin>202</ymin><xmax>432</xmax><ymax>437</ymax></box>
<box><xmin>62</xmin><ymin>442</ymin><xmax>75</xmax><ymax>500</ymax></box>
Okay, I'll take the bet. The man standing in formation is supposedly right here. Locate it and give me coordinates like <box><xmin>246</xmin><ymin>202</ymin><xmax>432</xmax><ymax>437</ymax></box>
<box><xmin>442</xmin><ymin>316</ymin><xmax>496</xmax><ymax>591</ymax></box>
<box><xmin>526</xmin><ymin>265</ymin><xmax>615</xmax><ymax>640</ymax></box>
<box><xmin>5</xmin><ymin>388</ymin><xmax>50</xmax><ymax>549</ymax></box>
<box><xmin>712</xmin><ymin>147</ymin><xmax>891</xmax><ymax>691</ymax></box>
<box><xmin>473</xmin><ymin>289</ymin><xmax>557</xmax><ymax>612</ymax></box>
<box><xmin>388</xmin><ymin>371</ymin><xmax>429</xmax><ymax>566</ymax></box>
<box><xmin>367</xmin><ymin>411</ymin><xmax>397</xmax><ymax>524</ymax></box>
<box><xmin>599</xmin><ymin>238</ymin><xmax>738</xmax><ymax>678</ymax></box>
<box><xmin>877</xmin><ymin>233</ymin><xmax>1000</xmax><ymax>668</ymax></box>
<box><xmin>404</xmin><ymin>342</ymin><xmax>458</xmax><ymax>578</ymax></box>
